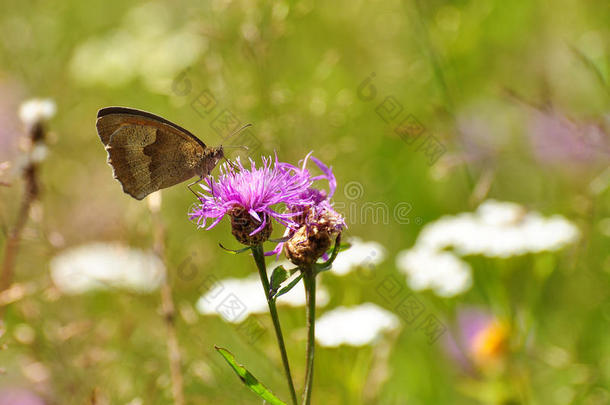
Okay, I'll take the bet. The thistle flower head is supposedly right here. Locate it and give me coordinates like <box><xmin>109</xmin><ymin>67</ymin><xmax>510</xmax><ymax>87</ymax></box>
<box><xmin>278</xmin><ymin>153</ymin><xmax>346</xmax><ymax>265</ymax></box>
<box><xmin>285</xmin><ymin>153</ymin><xmax>344</xmax><ymax>230</ymax></box>
<box><xmin>189</xmin><ymin>155</ymin><xmax>313</xmax><ymax>245</ymax></box>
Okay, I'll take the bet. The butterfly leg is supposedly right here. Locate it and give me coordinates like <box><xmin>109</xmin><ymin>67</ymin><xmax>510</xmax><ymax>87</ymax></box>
<box><xmin>223</xmin><ymin>156</ymin><xmax>238</xmax><ymax>171</ymax></box>
<box><xmin>187</xmin><ymin>176</ymin><xmax>203</xmax><ymax>198</ymax></box>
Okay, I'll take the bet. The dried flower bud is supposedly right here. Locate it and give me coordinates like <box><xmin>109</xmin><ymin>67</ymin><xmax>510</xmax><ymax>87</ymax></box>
<box><xmin>230</xmin><ymin>207</ymin><xmax>272</xmax><ymax>246</ymax></box>
<box><xmin>284</xmin><ymin>225</ymin><xmax>332</xmax><ymax>267</ymax></box>
<box><xmin>284</xmin><ymin>206</ymin><xmax>344</xmax><ymax>266</ymax></box>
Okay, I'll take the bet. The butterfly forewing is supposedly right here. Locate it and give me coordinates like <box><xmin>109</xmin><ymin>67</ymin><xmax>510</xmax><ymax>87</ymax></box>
<box><xmin>96</xmin><ymin>107</ymin><xmax>207</xmax><ymax>200</ymax></box>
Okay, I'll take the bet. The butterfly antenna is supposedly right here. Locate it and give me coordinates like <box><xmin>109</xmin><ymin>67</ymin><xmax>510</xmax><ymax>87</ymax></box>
<box><xmin>225</xmin><ymin>123</ymin><xmax>252</xmax><ymax>140</ymax></box>
<box><xmin>221</xmin><ymin>124</ymin><xmax>252</xmax><ymax>170</ymax></box>
<box><xmin>223</xmin><ymin>145</ymin><xmax>250</xmax><ymax>151</ymax></box>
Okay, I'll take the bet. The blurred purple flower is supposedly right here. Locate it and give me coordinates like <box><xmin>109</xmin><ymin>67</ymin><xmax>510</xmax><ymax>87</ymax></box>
<box><xmin>0</xmin><ymin>388</ymin><xmax>46</xmax><ymax>405</ymax></box>
<box><xmin>0</xmin><ymin>82</ymin><xmax>24</xmax><ymax>163</ymax></box>
<box><xmin>189</xmin><ymin>155</ymin><xmax>313</xmax><ymax>236</ymax></box>
<box><xmin>456</xmin><ymin>115</ymin><xmax>501</xmax><ymax>164</ymax></box>
<box><xmin>443</xmin><ymin>307</ymin><xmax>509</xmax><ymax>371</ymax></box>
<box><xmin>528</xmin><ymin>110</ymin><xmax>610</xmax><ymax>166</ymax></box>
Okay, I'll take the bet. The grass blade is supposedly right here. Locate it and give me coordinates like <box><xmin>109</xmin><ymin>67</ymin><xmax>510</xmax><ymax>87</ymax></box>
<box><xmin>214</xmin><ymin>346</ymin><xmax>287</xmax><ymax>405</ymax></box>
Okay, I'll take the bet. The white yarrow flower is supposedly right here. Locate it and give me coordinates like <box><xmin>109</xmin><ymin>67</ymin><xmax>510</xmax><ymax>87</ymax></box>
<box><xmin>315</xmin><ymin>303</ymin><xmax>400</xmax><ymax>347</ymax></box>
<box><xmin>18</xmin><ymin>98</ymin><xmax>56</xmax><ymax>126</ymax></box>
<box><xmin>396</xmin><ymin>248</ymin><xmax>472</xmax><ymax>297</ymax></box>
<box><xmin>417</xmin><ymin>200</ymin><xmax>579</xmax><ymax>257</ymax></box>
<box><xmin>50</xmin><ymin>243</ymin><xmax>165</xmax><ymax>294</ymax></box>
<box><xmin>397</xmin><ymin>200</ymin><xmax>580</xmax><ymax>297</ymax></box>
<box><xmin>196</xmin><ymin>275</ymin><xmax>330</xmax><ymax>323</ymax></box>
<box><xmin>331</xmin><ymin>237</ymin><xmax>386</xmax><ymax>275</ymax></box>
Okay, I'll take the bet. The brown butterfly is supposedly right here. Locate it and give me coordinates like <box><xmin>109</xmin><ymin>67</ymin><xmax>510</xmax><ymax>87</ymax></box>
<box><xmin>96</xmin><ymin>107</ymin><xmax>227</xmax><ymax>200</ymax></box>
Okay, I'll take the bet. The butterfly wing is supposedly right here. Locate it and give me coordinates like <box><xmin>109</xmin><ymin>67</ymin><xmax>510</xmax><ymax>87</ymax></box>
<box><xmin>96</xmin><ymin>107</ymin><xmax>207</xmax><ymax>200</ymax></box>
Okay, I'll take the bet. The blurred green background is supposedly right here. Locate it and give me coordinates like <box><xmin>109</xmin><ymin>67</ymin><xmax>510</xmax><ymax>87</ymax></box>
<box><xmin>0</xmin><ymin>0</ymin><xmax>609</xmax><ymax>404</ymax></box>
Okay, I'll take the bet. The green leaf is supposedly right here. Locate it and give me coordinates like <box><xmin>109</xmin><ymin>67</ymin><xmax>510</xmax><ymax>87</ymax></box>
<box><xmin>272</xmin><ymin>272</ymin><xmax>303</xmax><ymax>301</ymax></box>
<box><xmin>317</xmin><ymin>233</ymin><xmax>343</xmax><ymax>273</ymax></box>
<box><xmin>214</xmin><ymin>346</ymin><xmax>287</xmax><ymax>405</ymax></box>
<box><xmin>218</xmin><ymin>243</ymin><xmax>252</xmax><ymax>254</ymax></box>
<box><xmin>269</xmin><ymin>265</ymin><xmax>290</xmax><ymax>297</ymax></box>
<box><xmin>336</xmin><ymin>243</ymin><xmax>352</xmax><ymax>252</ymax></box>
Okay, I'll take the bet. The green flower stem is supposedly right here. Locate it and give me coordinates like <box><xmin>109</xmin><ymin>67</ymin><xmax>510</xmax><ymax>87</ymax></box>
<box><xmin>251</xmin><ymin>244</ymin><xmax>298</xmax><ymax>405</ymax></box>
<box><xmin>302</xmin><ymin>268</ymin><xmax>316</xmax><ymax>405</ymax></box>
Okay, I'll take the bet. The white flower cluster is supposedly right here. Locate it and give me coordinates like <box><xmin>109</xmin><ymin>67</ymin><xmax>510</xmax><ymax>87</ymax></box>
<box><xmin>417</xmin><ymin>200</ymin><xmax>580</xmax><ymax>257</ymax></box>
<box><xmin>396</xmin><ymin>200</ymin><xmax>580</xmax><ymax>297</ymax></box>
<box><xmin>315</xmin><ymin>303</ymin><xmax>400</xmax><ymax>347</ymax></box>
<box><xmin>196</xmin><ymin>274</ymin><xmax>330</xmax><ymax>324</ymax></box>
<box><xmin>331</xmin><ymin>237</ymin><xmax>387</xmax><ymax>276</ymax></box>
<box><xmin>396</xmin><ymin>249</ymin><xmax>472</xmax><ymax>297</ymax></box>
<box><xmin>50</xmin><ymin>243</ymin><xmax>165</xmax><ymax>294</ymax></box>
<box><xmin>18</xmin><ymin>98</ymin><xmax>56</xmax><ymax>126</ymax></box>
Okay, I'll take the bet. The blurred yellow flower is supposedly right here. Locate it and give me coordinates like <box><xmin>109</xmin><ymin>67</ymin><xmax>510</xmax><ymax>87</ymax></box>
<box><xmin>471</xmin><ymin>320</ymin><xmax>509</xmax><ymax>367</ymax></box>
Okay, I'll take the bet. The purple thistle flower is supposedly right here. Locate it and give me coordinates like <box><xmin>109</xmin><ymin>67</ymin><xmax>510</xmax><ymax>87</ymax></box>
<box><xmin>0</xmin><ymin>388</ymin><xmax>46</xmax><ymax>405</ymax></box>
<box><xmin>189</xmin><ymin>155</ymin><xmax>314</xmax><ymax>244</ymax></box>
<box><xmin>271</xmin><ymin>153</ymin><xmax>346</xmax><ymax>263</ymax></box>
<box><xmin>298</xmin><ymin>154</ymin><xmax>344</xmax><ymax>228</ymax></box>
